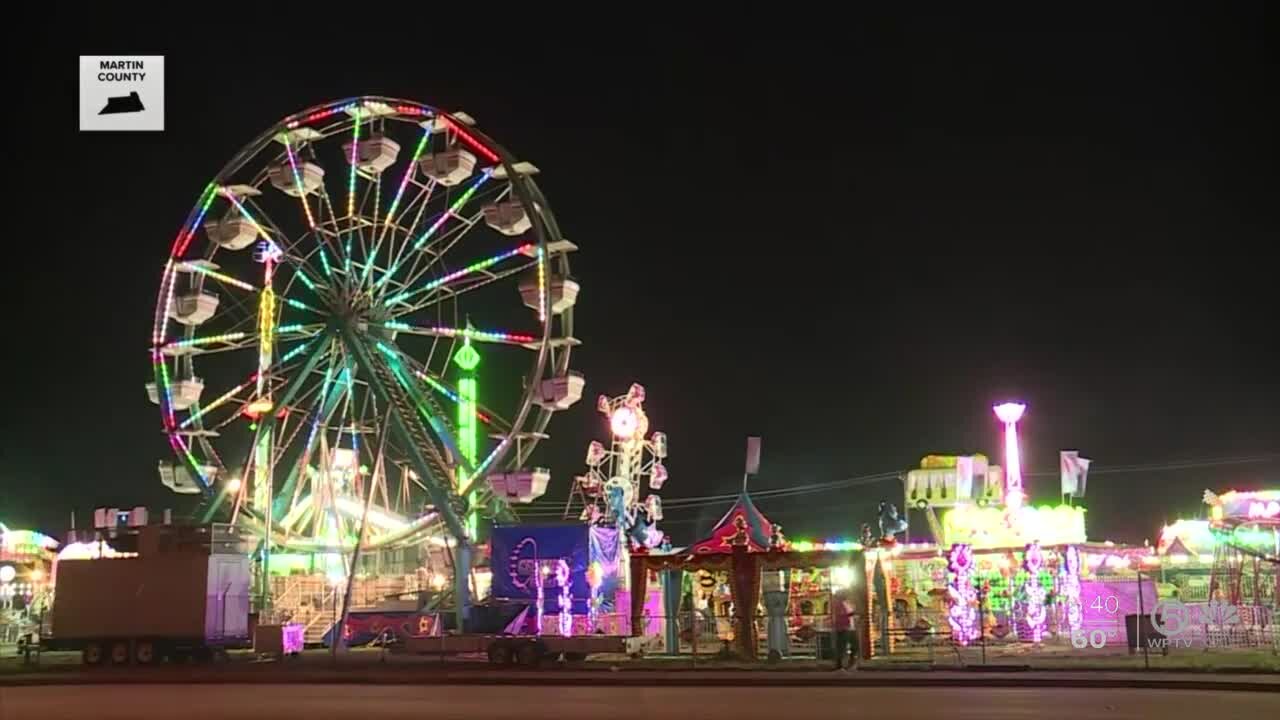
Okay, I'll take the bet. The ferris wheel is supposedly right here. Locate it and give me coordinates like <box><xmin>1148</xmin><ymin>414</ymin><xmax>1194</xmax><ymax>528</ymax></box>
<box><xmin>147</xmin><ymin>97</ymin><xmax>584</xmax><ymax>554</ymax></box>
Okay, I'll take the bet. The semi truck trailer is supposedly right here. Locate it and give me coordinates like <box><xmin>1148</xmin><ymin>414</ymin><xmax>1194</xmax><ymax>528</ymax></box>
<box><xmin>43</xmin><ymin>524</ymin><xmax>252</xmax><ymax>665</ymax></box>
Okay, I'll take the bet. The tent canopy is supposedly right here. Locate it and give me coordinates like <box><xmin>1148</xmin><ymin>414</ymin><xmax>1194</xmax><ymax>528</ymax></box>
<box><xmin>688</xmin><ymin>490</ymin><xmax>776</xmax><ymax>554</ymax></box>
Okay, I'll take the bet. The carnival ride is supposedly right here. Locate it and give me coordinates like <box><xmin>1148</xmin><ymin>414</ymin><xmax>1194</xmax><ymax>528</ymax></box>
<box><xmin>567</xmin><ymin>383</ymin><xmax>669</xmax><ymax>549</ymax></box>
<box><xmin>1204</xmin><ymin>490</ymin><xmax>1280</xmax><ymax>608</ymax></box>
<box><xmin>147</xmin><ymin>97</ymin><xmax>584</xmax><ymax>606</ymax></box>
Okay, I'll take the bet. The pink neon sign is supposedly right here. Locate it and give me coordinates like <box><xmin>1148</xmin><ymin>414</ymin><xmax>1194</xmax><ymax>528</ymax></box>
<box><xmin>1248</xmin><ymin>501</ymin><xmax>1280</xmax><ymax>520</ymax></box>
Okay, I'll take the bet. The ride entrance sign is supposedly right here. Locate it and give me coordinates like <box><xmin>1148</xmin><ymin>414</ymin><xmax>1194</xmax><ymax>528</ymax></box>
<box><xmin>79</xmin><ymin>56</ymin><xmax>165</xmax><ymax>131</ymax></box>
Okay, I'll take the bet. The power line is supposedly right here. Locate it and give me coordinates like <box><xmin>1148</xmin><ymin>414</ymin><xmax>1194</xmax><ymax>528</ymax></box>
<box><xmin>517</xmin><ymin>452</ymin><xmax>1279</xmax><ymax>518</ymax></box>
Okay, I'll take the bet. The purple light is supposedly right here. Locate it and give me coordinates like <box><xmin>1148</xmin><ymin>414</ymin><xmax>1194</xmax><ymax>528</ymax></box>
<box><xmin>993</xmin><ymin>402</ymin><xmax>1026</xmax><ymax>511</ymax></box>
<box><xmin>1023</xmin><ymin>543</ymin><xmax>1047</xmax><ymax>643</ymax></box>
<box><xmin>1061</xmin><ymin>545</ymin><xmax>1082</xmax><ymax>634</ymax></box>
<box><xmin>946</xmin><ymin>543</ymin><xmax>978</xmax><ymax>645</ymax></box>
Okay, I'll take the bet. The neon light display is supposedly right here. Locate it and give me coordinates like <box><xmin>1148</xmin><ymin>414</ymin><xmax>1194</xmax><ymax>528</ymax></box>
<box><xmin>454</xmin><ymin>334</ymin><xmax>480</xmax><ymax>537</ymax></box>
<box><xmin>1205</xmin><ymin>489</ymin><xmax>1280</xmax><ymax>523</ymax></box>
<box><xmin>1022</xmin><ymin>542</ymin><xmax>1047</xmax><ymax>643</ymax></box>
<box><xmin>943</xmin><ymin>503</ymin><xmax>1086</xmax><ymax>549</ymax></box>
<box><xmin>788</xmin><ymin>540</ymin><xmax>864</xmax><ymax>553</ymax></box>
<box><xmin>1060</xmin><ymin>545</ymin><xmax>1082</xmax><ymax>635</ymax></box>
<box><xmin>1249</xmin><ymin>500</ymin><xmax>1280</xmax><ymax>519</ymax></box>
<box><xmin>556</xmin><ymin>559</ymin><xmax>573</xmax><ymax>637</ymax></box>
<box><xmin>946</xmin><ymin>543</ymin><xmax>979</xmax><ymax>645</ymax></box>
<box><xmin>992</xmin><ymin>402</ymin><xmax>1026</xmax><ymax>512</ymax></box>
<box><xmin>57</xmin><ymin>541</ymin><xmax>136</xmax><ymax>561</ymax></box>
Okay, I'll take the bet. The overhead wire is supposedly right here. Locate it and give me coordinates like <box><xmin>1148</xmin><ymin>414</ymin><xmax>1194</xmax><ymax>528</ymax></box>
<box><xmin>515</xmin><ymin>453</ymin><xmax>1280</xmax><ymax>518</ymax></box>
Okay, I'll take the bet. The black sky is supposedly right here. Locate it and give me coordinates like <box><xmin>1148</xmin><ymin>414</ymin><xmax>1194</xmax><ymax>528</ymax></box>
<box><xmin>4</xmin><ymin>8</ymin><xmax>1277</xmax><ymax>544</ymax></box>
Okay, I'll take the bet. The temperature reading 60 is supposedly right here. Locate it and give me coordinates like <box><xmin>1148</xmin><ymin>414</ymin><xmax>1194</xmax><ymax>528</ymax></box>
<box><xmin>1071</xmin><ymin>628</ymin><xmax>1108</xmax><ymax>649</ymax></box>
<box><xmin>1090</xmin><ymin>595</ymin><xmax>1120</xmax><ymax>614</ymax></box>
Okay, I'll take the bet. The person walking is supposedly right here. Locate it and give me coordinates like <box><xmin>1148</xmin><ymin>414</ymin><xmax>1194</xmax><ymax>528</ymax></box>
<box><xmin>832</xmin><ymin>590</ymin><xmax>856</xmax><ymax>670</ymax></box>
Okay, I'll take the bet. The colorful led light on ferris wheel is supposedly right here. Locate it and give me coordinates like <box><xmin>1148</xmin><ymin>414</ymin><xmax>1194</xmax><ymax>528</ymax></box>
<box><xmin>283</xmin><ymin>135</ymin><xmax>317</xmax><ymax>229</ymax></box>
<box><xmin>278</xmin><ymin>340</ymin><xmax>313</xmax><ymax>365</ymax></box>
<box><xmin>181</xmin><ymin>377</ymin><xmax>255</xmax><ymax>428</ymax></box>
<box><xmin>283</xmin><ymin>297</ymin><xmax>320</xmax><ymax>313</ymax></box>
<box><xmin>417</xmin><ymin>372</ymin><xmax>493</xmax><ymax>424</ymax></box>
<box><xmin>293</xmin><ymin>270</ymin><xmax>318</xmax><ymax>292</ymax></box>
<box><xmin>384</xmin><ymin>242</ymin><xmax>533</xmax><ymax>305</ymax></box>
<box><xmin>375</xmin><ymin>173</ymin><xmax>493</xmax><ymax>290</ymax></box>
<box><xmin>171</xmin><ymin>184</ymin><xmax>219</xmax><ymax>258</ymax></box>
<box><xmin>318</xmin><ymin>246</ymin><xmax>334</xmax><ymax>279</ymax></box>
<box><xmin>221</xmin><ymin>193</ymin><xmax>270</xmax><ymax>243</ymax></box>
<box><xmin>385</xmin><ymin>127</ymin><xmax>430</xmax><ymax>222</ymax></box>
<box><xmin>347</xmin><ymin>108</ymin><xmax>361</xmax><ymax>219</ymax></box>
<box><xmin>440</xmin><ymin>115</ymin><xmax>501</xmax><ymax>164</ymax></box>
<box><xmin>410</xmin><ymin>170</ymin><xmax>492</xmax><ymax>253</ymax></box>
<box><xmin>186</xmin><ymin>265</ymin><xmax>255</xmax><ymax>292</ymax></box>
<box><xmin>167</xmin><ymin>331</ymin><xmax>249</xmax><ymax>349</ymax></box>
<box><xmin>536</xmin><ymin>245</ymin><xmax>547</xmax><ymax>324</ymax></box>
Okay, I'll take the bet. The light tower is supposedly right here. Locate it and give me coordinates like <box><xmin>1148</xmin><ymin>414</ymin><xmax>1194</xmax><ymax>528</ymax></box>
<box><xmin>453</xmin><ymin>331</ymin><xmax>481</xmax><ymax>540</ymax></box>
<box><xmin>993</xmin><ymin>402</ymin><xmax>1026</xmax><ymax>512</ymax></box>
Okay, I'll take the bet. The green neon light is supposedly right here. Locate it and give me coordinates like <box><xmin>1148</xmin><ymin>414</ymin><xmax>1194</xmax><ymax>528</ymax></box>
<box><xmin>455</xmin><ymin>336</ymin><xmax>480</xmax><ymax>538</ymax></box>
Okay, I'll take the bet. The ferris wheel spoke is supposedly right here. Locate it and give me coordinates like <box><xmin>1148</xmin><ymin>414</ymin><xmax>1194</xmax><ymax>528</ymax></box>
<box><xmin>159</xmin><ymin>324</ymin><xmax>324</xmax><ymax>358</ymax></box>
<box><xmin>372</xmin><ymin>170</ymin><xmax>494</xmax><ymax>293</ymax></box>
<box><xmin>387</xmin><ymin>255</ymin><xmax>538</xmax><ymax>318</ymax></box>
<box><xmin>239</xmin><ymin>196</ymin><xmax>327</xmax><ymax>292</ymax></box>
<box><xmin>380</xmin><ymin>323</ymin><xmax>537</xmax><ymax>348</ymax></box>
<box><xmin>220</xmin><ymin>188</ymin><xmax>321</xmax><ymax>286</ymax></box>
<box><xmin>178</xmin><ymin>339</ymin><xmax>325</xmax><ymax>431</ymax></box>
<box><xmin>376</xmin><ymin>340</ymin><xmax>513</xmax><ymax>432</ymax></box>
<box><xmin>398</xmin><ymin>183</ymin><xmax>513</xmax><ymax>293</ymax></box>
<box><xmin>375</xmin><ymin>126</ymin><xmax>432</xmax><ymax>247</ymax></box>
<box><xmin>382</xmin><ymin>242</ymin><xmax>536</xmax><ymax>311</ymax></box>
<box><xmin>394</xmin><ymin>207</ymin><xmax>487</xmax><ymax>295</ymax></box>
<box><xmin>374</xmin><ymin>180</ymin><xmax>436</xmax><ymax>297</ymax></box>
<box><xmin>281</xmin><ymin>134</ymin><xmax>319</xmax><ymax>230</ymax></box>
<box><xmin>273</xmin><ymin>354</ymin><xmax>347</xmax><ymax>522</ymax></box>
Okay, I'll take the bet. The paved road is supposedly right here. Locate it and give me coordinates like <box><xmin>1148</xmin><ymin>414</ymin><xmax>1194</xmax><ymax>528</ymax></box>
<box><xmin>2</xmin><ymin>684</ymin><xmax>1276</xmax><ymax>719</ymax></box>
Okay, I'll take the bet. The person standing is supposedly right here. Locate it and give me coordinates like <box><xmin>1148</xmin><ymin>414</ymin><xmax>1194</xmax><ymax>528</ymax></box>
<box><xmin>832</xmin><ymin>590</ymin><xmax>856</xmax><ymax>670</ymax></box>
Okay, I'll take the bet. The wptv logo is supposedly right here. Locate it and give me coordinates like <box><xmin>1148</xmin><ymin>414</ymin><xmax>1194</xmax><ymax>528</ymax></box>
<box><xmin>1069</xmin><ymin>597</ymin><xmax>1243</xmax><ymax>650</ymax></box>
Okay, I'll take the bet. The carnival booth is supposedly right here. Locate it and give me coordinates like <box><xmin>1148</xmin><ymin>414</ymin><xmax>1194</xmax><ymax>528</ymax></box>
<box><xmin>0</xmin><ymin>524</ymin><xmax>59</xmax><ymax>643</ymax></box>
<box><xmin>628</xmin><ymin>491</ymin><xmax>869</xmax><ymax>660</ymax></box>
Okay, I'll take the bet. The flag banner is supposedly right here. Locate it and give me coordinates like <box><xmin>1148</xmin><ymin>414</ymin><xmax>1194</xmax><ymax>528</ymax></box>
<box><xmin>745</xmin><ymin>436</ymin><xmax>762</xmax><ymax>475</ymax></box>
<box><xmin>1061</xmin><ymin>451</ymin><xmax>1092</xmax><ymax>497</ymax></box>
<box><xmin>1061</xmin><ymin>451</ymin><xmax>1079</xmax><ymax>496</ymax></box>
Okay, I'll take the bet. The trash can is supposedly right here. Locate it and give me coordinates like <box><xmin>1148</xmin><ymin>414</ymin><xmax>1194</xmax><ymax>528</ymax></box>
<box><xmin>1124</xmin><ymin>614</ymin><xmax>1167</xmax><ymax>655</ymax></box>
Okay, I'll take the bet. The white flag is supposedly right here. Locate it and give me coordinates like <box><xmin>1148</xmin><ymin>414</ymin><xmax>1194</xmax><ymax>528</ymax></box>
<box><xmin>1076</xmin><ymin>457</ymin><xmax>1091</xmax><ymax>497</ymax></box>
<box><xmin>1061</xmin><ymin>451</ymin><xmax>1092</xmax><ymax>497</ymax></box>
<box><xmin>745</xmin><ymin>436</ymin><xmax>762</xmax><ymax>476</ymax></box>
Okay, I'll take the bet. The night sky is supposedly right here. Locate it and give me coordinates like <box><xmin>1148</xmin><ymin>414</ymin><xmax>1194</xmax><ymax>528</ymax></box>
<box><xmin>5</xmin><ymin>8</ymin><xmax>1277</xmax><ymax>546</ymax></box>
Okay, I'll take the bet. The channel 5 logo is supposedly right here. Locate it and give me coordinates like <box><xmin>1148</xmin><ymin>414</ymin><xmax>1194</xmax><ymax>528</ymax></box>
<box><xmin>1151</xmin><ymin>598</ymin><xmax>1240</xmax><ymax>636</ymax></box>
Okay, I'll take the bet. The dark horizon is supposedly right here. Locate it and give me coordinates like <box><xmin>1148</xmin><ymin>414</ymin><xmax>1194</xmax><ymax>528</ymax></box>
<box><xmin>5</xmin><ymin>9</ymin><xmax>1277</xmax><ymax>546</ymax></box>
